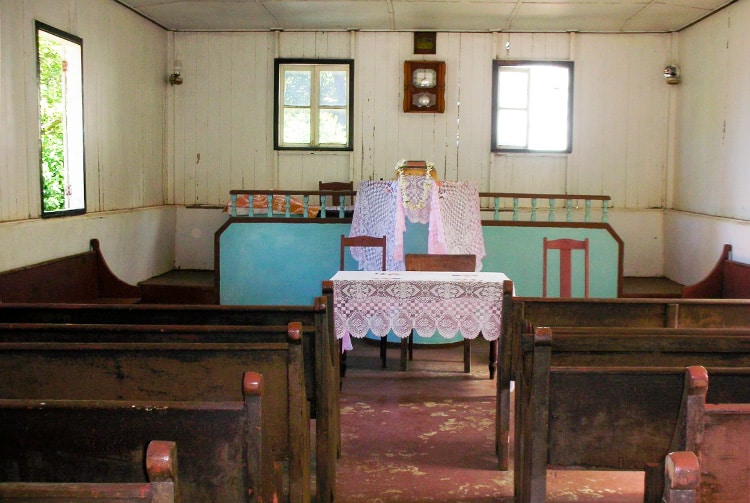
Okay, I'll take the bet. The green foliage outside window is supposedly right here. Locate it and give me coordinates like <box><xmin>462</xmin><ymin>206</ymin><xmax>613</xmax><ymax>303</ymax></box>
<box><xmin>38</xmin><ymin>35</ymin><xmax>66</xmax><ymax>212</ymax></box>
<box><xmin>276</xmin><ymin>60</ymin><xmax>352</xmax><ymax>150</ymax></box>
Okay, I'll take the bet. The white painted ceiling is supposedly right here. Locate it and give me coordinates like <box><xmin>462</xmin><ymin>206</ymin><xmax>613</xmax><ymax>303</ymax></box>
<box><xmin>118</xmin><ymin>0</ymin><xmax>735</xmax><ymax>33</ymax></box>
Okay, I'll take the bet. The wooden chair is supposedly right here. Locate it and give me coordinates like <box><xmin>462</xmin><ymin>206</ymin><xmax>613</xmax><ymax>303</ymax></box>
<box><xmin>319</xmin><ymin>180</ymin><xmax>353</xmax><ymax>207</ymax></box>
<box><xmin>542</xmin><ymin>237</ymin><xmax>589</xmax><ymax>297</ymax></box>
<box><xmin>340</xmin><ymin>234</ymin><xmax>388</xmax><ymax>368</ymax></box>
<box><xmin>404</xmin><ymin>254</ymin><xmax>476</xmax><ymax>373</ymax></box>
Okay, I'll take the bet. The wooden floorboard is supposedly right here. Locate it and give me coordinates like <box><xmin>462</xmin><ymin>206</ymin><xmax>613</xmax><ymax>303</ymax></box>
<box><xmin>622</xmin><ymin>276</ymin><xmax>683</xmax><ymax>298</ymax></box>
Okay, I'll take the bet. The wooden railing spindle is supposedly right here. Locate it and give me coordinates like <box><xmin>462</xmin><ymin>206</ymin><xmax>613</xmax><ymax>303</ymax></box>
<box><xmin>226</xmin><ymin>189</ymin><xmax>611</xmax><ymax>223</ymax></box>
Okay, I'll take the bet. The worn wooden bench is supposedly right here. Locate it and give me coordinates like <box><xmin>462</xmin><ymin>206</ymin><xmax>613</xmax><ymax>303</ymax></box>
<box><xmin>0</xmin><ymin>440</ymin><xmax>177</xmax><ymax>503</ymax></box>
<box><xmin>0</xmin><ymin>373</ymin><xmax>279</xmax><ymax>503</ymax></box>
<box><xmin>663</xmin><ymin>366</ymin><xmax>750</xmax><ymax>503</ymax></box>
<box><xmin>0</xmin><ymin>239</ymin><xmax>140</xmax><ymax>303</ymax></box>
<box><xmin>0</xmin><ymin>322</ymin><xmax>307</xmax><ymax>502</ymax></box>
<box><xmin>682</xmin><ymin>243</ymin><xmax>750</xmax><ymax>298</ymax></box>
<box><xmin>0</xmin><ymin>297</ymin><xmax>339</xmax><ymax>503</ymax></box>
<box><xmin>496</xmin><ymin>296</ymin><xmax>750</xmax><ymax>470</ymax></box>
<box><xmin>514</xmin><ymin>326</ymin><xmax>750</xmax><ymax>503</ymax></box>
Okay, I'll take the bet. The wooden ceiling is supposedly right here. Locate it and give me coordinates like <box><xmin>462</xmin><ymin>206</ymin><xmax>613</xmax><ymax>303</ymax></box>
<box><xmin>118</xmin><ymin>0</ymin><xmax>734</xmax><ymax>33</ymax></box>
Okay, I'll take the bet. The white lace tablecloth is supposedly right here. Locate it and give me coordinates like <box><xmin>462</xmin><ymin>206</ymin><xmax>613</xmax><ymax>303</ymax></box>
<box><xmin>332</xmin><ymin>271</ymin><xmax>510</xmax><ymax>349</ymax></box>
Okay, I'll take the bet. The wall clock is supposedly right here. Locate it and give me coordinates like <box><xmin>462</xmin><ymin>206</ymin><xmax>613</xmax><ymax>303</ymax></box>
<box><xmin>403</xmin><ymin>60</ymin><xmax>445</xmax><ymax>113</ymax></box>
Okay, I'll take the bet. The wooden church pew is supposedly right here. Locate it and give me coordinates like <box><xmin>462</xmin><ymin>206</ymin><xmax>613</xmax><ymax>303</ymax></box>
<box><xmin>0</xmin><ymin>323</ymin><xmax>307</xmax><ymax>502</ymax></box>
<box><xmin>497</xmin><ymin>296</ymin><xmax>750</xmax><ymax>470</ymax></box>
<box><xmin>682</xmin><ymin>243</ymin><xmax>750</xmax><ymax>299</ymax></box>
<box><xmin>0</xmin><ymin>239</ymin><xmax>139</xmax><ymax>303</ymax></box>
<box><xmin>0</xmin><ymin>298</ymin><xmax>339</xmax><ymax>503</ymax></box>
<box><xmin>514</xmin><ymin>326</ymin><xmax>750</xmax><ymax>503</ymax></box>
<box><xmin>0</xmin><ymin>372</ymin><xmax>279</xmax><ymax>503</ymax></box>
<box><xmin>0</xmin><ymin>440</ymin><xmax>177</xmax><ymax>503</ymax></box>
<box><xmin>663</xmin><ymin>365</ymin><xmax>750</xmax><ymax>503</ymax></box>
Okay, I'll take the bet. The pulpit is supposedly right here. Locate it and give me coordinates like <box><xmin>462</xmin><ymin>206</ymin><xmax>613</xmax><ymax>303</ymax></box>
<box><xmin>347</xmin><ymin>160</ymin><xmax>486</xmax><ymax>272</ymax></box>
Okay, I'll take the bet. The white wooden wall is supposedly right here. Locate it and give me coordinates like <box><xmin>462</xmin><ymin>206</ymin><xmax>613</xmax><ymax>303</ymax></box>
<box><xmin>171</xmin><ymin>30</ymin><xmax>673</xmax><ymax>210</ymax></box>
<box><xmin>9</xmin><ymin>0</ymin><xmax>750</xmax><ymax>282</ymax></box>
<box><xmin>0</xmin><ymin>0</ymin><xmax>167</xmax><ymax>222</ymax></box>
<box><xmin>0</xmin><ymin>0</ymin><xmax>172</xmax><ymax>278</ymax></box>
<box><xmin>676</xmin><ymin>3</ymin><xmax>750</xmax><ymax>220</ymax></box>
<box><xmin>665</xmin><ymin>0</ymin><xmax>750</xmax><ymax>284</ymax></box>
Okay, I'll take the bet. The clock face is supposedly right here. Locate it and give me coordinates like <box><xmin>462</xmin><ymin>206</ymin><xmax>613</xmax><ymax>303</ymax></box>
<box><xmin>413</xmin><ymin>69</ymin><xmax>437</xmax><ymax>88</ymax></box>
<box><xmin>413</xmin><ymin>92</ymin><xmax>436</xmax><ymax>108</ymax></box>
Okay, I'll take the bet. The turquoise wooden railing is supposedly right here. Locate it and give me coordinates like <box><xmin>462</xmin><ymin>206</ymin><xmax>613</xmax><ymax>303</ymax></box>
<box><xmin>227</xmin><ymin>189</ymin><xmax>611</xmax><ymax>223</ymax></box>
<box><xmin>228</xmin><ymin>189</ymin><xmax>350</xmax><ymax>218</ymax></box>
<box><xmin>478</xmin><ymin>192</ymin><xmax>611</xmax><ymax>223</ymax></box>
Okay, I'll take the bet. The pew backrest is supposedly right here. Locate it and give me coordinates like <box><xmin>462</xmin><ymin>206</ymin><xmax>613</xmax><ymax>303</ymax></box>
<box><xmin>0</xmin><ymin>440</ymin><xmax>177</xmax><ymax>503</ymax></box>
<box><xmin>0</xmin><ymin>372</ymin><xmax>279</xmax><ymax>503</ymax></box>
<box><xmin>0</xmin><ymin>298</ymin><xmax>338</xmax><ymax>503</ymax></box>
<box><xmin>0</xmin><ymin>323</ymin><xmax>306</xmax><ymax>502</ymax></box>
<box><xmin>0</xmin><ymin>239</ymin><xmax>139</xmax><ymax>303</ymax></box>
<box><xmin>682</xmin><ymin>243</ymin><xmax>750</xmax><ymax>299</ymax></box>
<box><xmin>514</xmin><ymin>327</ymin><xmax>750</xmax><ymax>503</ymax></box>
<box><xmin>664</xmin><ymin>367</ymin><xmax>750</xmax><ymax>503</ymax></box>
<box><xmin>499</xmin><ymin>296</ymin><xmax>750</xmax><ymax>471</ymax></box>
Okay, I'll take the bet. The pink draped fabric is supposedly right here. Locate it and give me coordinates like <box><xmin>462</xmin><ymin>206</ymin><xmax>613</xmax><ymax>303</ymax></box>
<box><xmin>349</xmin><ymin>177</ymin><xmax>486</xmax><ymax>271</ymax></box>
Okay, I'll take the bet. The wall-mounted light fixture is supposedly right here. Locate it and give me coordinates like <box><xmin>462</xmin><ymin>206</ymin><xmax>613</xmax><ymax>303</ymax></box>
<box><xmin>664</xmin><ymin>65</ymin><xmax>680</xmax><ymax>85</ymax></box>
<box><xmin>169</xmin><ymin>60</ymin><xmax>183</xmax><ymax>86</ymax></box>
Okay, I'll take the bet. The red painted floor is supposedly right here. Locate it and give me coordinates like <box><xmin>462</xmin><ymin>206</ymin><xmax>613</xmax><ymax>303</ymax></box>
<box><xmin>334</xmin><ymin>340</ymin><xmax>644</xmax><ymax>502</ymax></box>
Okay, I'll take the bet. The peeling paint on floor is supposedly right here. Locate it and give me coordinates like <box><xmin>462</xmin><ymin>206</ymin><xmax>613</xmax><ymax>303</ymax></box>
<box><xmin>335</xmin><ymin>342</ymin><xmax>644</xmax><ymax>502</ymax></box>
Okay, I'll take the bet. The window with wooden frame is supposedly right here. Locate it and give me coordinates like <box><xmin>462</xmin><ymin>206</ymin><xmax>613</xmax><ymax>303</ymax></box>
<box><xmin>36</xmin><ymin>21</ymin><xmax>86</xmax><ymax>217</ymax></box>
<box><xmin>274</xmin><ymin>59</ymin><xmax>354</xmax><ymax>151</ymax></box>
<box><xmin>492</xmin><ymin>60</ymin><xmax>574</xmax><ymax>153</ymax></box>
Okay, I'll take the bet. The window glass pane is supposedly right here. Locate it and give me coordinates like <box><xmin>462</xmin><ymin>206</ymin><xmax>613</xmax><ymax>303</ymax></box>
<box><xmin>283</xmin><ymin>108</ymin><xmax>311</xmax><ymax>143</ymax></box>
<box><xmin>37</xmin><ymin>24</ymin><xmax>84</xmax><ymax>215</ymax></box>
<box><xmin>528</xmin><ymin>66</ymin><xmax>569</xmax><ymax>151</ymax></box>
<box><xmin>319</xmin><ymin>70</ymin><xmax>347</xmax><ymax>107</ymax></box>
<box><xmin>283</xmin><ymin>70</ymin><xmax>311</xmax><ymax>106</ymax></box>
<box><xmin>498</xmin><ymin>70</ymin><xmax>528</xmax><ymax>109</ymax></box>
<box><xmin>497</xmin><ymin>109</ymin><xmax>528</xmax><ymax>147</ymax></box>
<box><xmin>319</xmin><ymin>109</ymin><xmax>348</xmax><ymax>144</ymax></box>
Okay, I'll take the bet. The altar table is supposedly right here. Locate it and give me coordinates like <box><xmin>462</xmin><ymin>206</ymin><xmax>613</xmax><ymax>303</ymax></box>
<box><xmin>332</xmin><ymin>270</ymin><xmax>512</xmax><ymax>371</ymax></box>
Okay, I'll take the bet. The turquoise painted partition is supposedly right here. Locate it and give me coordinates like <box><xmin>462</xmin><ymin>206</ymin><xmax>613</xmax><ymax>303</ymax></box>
<box><xmin>218</xmin><ymin>219</ymin><xmax>621</xmax><ymax>342</ymax></box>
<box><xmin>481</xmin><ymin>225</ymin><xmax>620</xmax><ymax>298</ymax></box>
<box><xmin>219</xmin><ymin>220</ymin><xmax>430</xmax><ymax>305</ymax></box>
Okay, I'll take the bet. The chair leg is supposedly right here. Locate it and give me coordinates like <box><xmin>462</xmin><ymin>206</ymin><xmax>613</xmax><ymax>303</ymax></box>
<box><xmin>400</xmin><ymin>338</ymin><xmax>408</xmax><ymax>371</ymax></box>
<box><xmin>464</xmin><ymin>339</ymin><xmax>471</xmax><ymax>373</ymax></box>
<box><xmin>408</xmin><ymin>332</ymin><xmax>414</xmax><ymax>360</ymax></box>
<box><xmin>379</xmin><ymin>336</ymin><xmax>387</xmax><ymax>368</ymax></box>
<box><xmin>488</xmin><ymin>337</ymin><xmax>498</xmax><ymax>380</ymax></box>
<box><xmin>339</xmin><ymin>340</ymin><xmax>347</xmax><ymax>390</ymax></box>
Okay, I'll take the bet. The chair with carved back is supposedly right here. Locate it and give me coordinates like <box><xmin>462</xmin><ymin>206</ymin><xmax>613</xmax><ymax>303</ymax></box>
<box><xmin>340</xmin><ymin>234</ymin><xmax>388</xmax><ymax>368</ymax></box>
<box><xmin>542</xmin><ymin>238</ymin><xmax>590</xmax><ymax>298</ymax></box>
<box><xmin>319</xmin><ymin>181</ymin><xmax>354</xmax><ymax>208</ymax></box>
<box><xmin>404</xmin><ymin>253</ymin><xmax>476</xmax><ymax>373</ymax></box>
